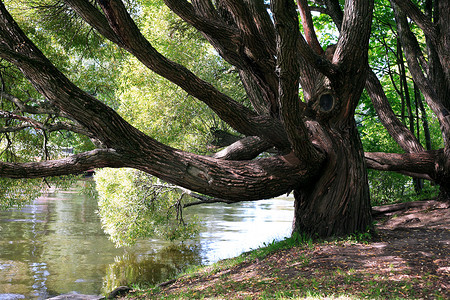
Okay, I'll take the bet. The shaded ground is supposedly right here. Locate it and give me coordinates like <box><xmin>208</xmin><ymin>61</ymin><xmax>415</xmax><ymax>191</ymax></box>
<box><xmin>126</xmin><ymin>200</ymin><xmax>449</xmax><ymax>299</ymax></box>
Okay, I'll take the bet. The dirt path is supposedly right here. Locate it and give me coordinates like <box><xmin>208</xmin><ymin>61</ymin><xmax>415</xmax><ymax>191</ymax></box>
<box><xmin>131</xmin><ymin>201</ymin><xmax>450</xmax><ymax>299</ymax></box>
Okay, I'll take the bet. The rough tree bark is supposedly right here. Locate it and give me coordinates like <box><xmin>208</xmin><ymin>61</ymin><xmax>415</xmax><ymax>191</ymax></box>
<box><xmin>293</xmin><ymin>122</ymin><xmax>372</xmax><ymax>236</ymax></box>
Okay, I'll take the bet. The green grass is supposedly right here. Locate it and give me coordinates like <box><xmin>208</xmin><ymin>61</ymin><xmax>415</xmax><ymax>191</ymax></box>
<box><xmin>132</xmin><ymin>264</ymin><xmax>444</xmax><ymax>300</ymax></box>
<box><xmin>178</xmin><ymin>233</ymin><xmax>316</xmax><ymax>279</ymax></box>
<box><xmin>249</xmin><ymin>232</ymin><xmax>315</xmax><ymax>259</ymax></box>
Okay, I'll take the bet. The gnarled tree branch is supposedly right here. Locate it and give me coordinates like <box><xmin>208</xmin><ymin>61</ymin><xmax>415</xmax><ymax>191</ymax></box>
<box><xmin>212</xmin><ymin>135</ymin><xmax>272</xmax><ymax>161</ymax></box>
<box><xmin>364</xmin><ymin>150</ymin><xmax>441</xmax><ymax>178</ymax></box>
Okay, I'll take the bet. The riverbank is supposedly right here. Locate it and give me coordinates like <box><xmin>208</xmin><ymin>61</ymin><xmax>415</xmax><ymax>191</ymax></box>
<box><xmin>119</xmin><ymin>200</ymin><xmax>449</xmax><ymax>299</ymax></box>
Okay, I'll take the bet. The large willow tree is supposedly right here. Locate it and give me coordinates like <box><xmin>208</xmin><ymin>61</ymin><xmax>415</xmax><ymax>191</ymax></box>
<box><xmin>0</xmin><ymin>0</ymin><xmax>448</xmax><ymax>237</ymax></box>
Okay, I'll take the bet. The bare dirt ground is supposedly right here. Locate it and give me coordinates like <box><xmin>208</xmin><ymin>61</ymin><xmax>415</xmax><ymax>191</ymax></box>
<box><xmin>129</xmin><ymin>200</ymin><xmax>450</xmax><ymax>299</ymax></box>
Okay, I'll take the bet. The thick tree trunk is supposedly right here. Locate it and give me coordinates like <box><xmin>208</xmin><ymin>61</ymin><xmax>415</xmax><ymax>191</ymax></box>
<box><xmin>292</xmin><ymin>122</ymin><xmax>372</xmax><ymax>237</ymax></box>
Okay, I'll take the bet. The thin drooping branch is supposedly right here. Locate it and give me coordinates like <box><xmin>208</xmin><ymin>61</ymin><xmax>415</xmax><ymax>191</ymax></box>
<box><xmin>142</xmin><ymin>182</ymin><xmax>241</xmax><ymax>207</ymax></box>
<box><xmin>0</xmin><ymin>90</ymin><xmax>95</xmax><ymax>136</ymax></box>
<box><xmin>0</xmin><ymin>110</ymin><xmax>43</xmax><ymax>129</ymax></box>
<box><xmin>0</xmin><ymin>114</ymin><xmax>92</xmax><ymax>136</ymax></box>
<box><xmin>390</xmin><ymin>3</ymin><xmax>428</xmax><ymax>71</ymax></box>
<box><xmin>180</xmin><ymin>187</ymin><xmax>237</xmax><ymax>207</ymax></box>
<box><xmin>0</xmin><ymin>123</ymin><xmax>30</xmax><ymax>133</ymax></box>
<box><xmin>1</xmin><ymin>92</ymin><xmax>65</xmax><ymax>116</ymax></box>
<box><xmin>0</xmin><ymin>149</ymin><xmax>125</xmax><ymax>178</ymax></box>
<box><xmin>63</xmin><ymin>0</ymin><xmax>124</xmax><ymax>46</ymax></box>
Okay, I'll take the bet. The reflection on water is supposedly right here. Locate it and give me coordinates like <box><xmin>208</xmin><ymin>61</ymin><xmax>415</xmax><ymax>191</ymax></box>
<box><xmin>102</xmin><ymin>246</ymin><xmax>200</xmax><ymax>293</ymax></box>
<box><xmin>0</xmin><ymin>181</ymin><xmax>293</xmax><ymax>299</ymax></box>
<box><xmin>193</xmin><ymin>200</ymin><xmax>294</xmax><ymax>263</ymax></box>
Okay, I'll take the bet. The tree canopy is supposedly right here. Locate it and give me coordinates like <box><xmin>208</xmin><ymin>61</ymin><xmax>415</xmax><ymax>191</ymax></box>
<box><xmin>0</xmin><ymin>0</ymin><xmax>448</xmax><ymax>240</ymax></box>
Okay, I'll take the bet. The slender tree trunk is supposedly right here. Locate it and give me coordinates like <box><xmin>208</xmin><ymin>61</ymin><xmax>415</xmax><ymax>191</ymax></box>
<box><xmin>397</xmin><ymin>40</ymin><xmax>415</xmax><ymax>133</ymax></box>
<box><xmin>415</xmin><ymin>83</ymin><xmax>432</xmax><ymax>151</ymax></box>
<box><xmin>397</xmin><ymin>39</ymin><xmax>406</xmax><ymax>124</ymax></box>
<box><xmin>414</xmin><ymin>83</ymin><xmax>429</xmax><ymax>192</ymax></box>
<box><xmin>292</xmin><ymin>122</ymin><xmax>372</xmax><ymax>237</ymax></box>
<box><xmin>397</xmin><ymin>40</ymin><xmax>424</xmax><ymax>193</ymax></box>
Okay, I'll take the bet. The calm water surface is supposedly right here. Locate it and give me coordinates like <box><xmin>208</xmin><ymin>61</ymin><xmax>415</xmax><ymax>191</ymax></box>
<box><xmin>0</xmin><ymin>182</ymin><xmax>293</xmax><ymax>299</ymax></box>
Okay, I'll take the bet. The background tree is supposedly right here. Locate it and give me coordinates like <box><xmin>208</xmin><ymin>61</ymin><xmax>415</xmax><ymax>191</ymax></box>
<box><xmin>357</xmin><ymin>0</ymin><xmax>443</xmax><ymax>205</ymax></box>
<box><xmin>0</xmin><ymin>0</ymin><xmax>448</xmax><ymax>240</ymax></box>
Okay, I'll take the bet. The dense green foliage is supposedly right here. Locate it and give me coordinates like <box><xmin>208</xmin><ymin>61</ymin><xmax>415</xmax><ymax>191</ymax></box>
<box><xmin>1</xmin><ymin>0</ymin><xmax>117</xmax><ymax>208</ymax></box>
<box><xmin>96</xmin><ymin>168</ymin><xmax>199</xmax><ymax>246</ymax></box>
<box><xmin>114</xmin><ymin>3</ymin><xmax>244</xmax><ymax>151</ymax></box>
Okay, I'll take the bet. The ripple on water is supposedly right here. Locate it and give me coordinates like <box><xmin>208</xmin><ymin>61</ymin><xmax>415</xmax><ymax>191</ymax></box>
<box><xmin>0</xmin><ymin>294</ymin><xmax>26</xmax><ymax>300</ymax></box>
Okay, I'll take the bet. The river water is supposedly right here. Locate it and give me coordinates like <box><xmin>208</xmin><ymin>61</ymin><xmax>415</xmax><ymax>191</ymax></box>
<box><xmin>0</xmin><ymin>181</ymin><xmax>294</xmax><ymax>299</ymax></box>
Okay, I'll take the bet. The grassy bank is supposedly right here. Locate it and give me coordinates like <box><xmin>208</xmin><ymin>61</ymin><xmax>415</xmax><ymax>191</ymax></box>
<box><xmin>119</xmin><ymin>202</ymin><xmax>449</xmax><ymax>299</ymax></box>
